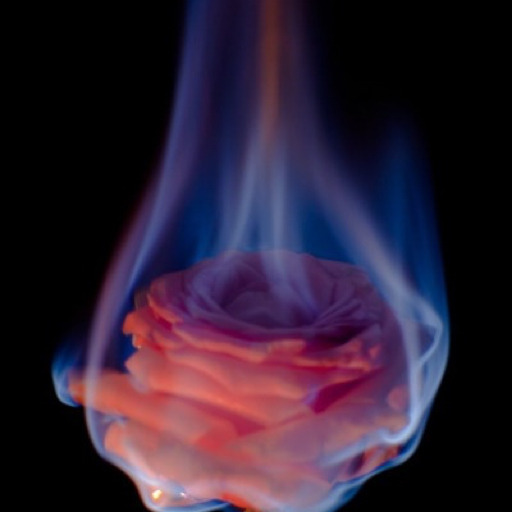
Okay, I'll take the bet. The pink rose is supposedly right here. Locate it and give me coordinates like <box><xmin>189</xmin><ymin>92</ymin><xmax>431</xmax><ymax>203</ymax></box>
<box><xmin>70</xmin><ymin>250</ymin><xmax>407</xmax><ymax>511</ymax></box>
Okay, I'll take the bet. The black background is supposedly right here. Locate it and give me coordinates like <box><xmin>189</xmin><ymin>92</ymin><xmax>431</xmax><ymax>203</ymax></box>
<box><xmin>24</xmin><ymin>1</ymin><xmax>487</xmax><ymax>510</ymax></box>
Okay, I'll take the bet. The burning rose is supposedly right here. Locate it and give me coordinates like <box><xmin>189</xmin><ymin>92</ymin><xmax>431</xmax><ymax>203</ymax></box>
<box><xmin>70</xmin><ymin>251</ymin><xmax>408</xmax><ymax>511</ymax></box>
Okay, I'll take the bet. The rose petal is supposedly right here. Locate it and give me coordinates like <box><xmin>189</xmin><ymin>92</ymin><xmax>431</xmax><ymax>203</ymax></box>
<box><xmin>165</xmin><ymin>346</ymin><xmax>368</xmax><ymax>401</ymax></box>
<box><xmin>104</xmin><ymin>419</ymin><xmax>331</xmax><ymax>510</ymax></box>
<box><xmin>172</xmin><ymin>323</ymin><xmax>307</xmax><ymax>361</ymax></box>
<box><xmin>226</xmin><ymin>398</ymin><xmax>406</xmax><ymax>464</ymax></box>
<box><xmin>68</xmin><ymin>371</ymin><xmax>237</xmax><ymax>447</ymax></box>
<box><xmin>123</xmin><ymin>306</ymin><xmax>176</xmax><ymax>344</ymax></box>
<box><xmin>126</xmin><ymin>346</ymin><xmax>312</xmax><ymax>426</ymax></box>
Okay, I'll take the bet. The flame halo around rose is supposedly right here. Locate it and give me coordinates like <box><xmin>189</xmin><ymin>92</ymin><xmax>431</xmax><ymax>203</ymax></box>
<box><xmin>68</xmin><ymin>250</ymin><xmax>413</xmax><ymax>511</ymax></box>
<box><xmin>53</xmin><ymin>0</ymin><xmax>449</xmax><ymax>510</ymax></box>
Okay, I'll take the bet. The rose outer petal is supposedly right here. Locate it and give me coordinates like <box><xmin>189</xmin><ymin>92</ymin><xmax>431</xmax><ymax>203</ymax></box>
<box><xmin>68</xmin><ymin>371</ymin><xmax>237</xmax><ymax>447</ymax></box>
<box><xmin>104</xmin><ymin>419</ymin><xmax>332</xmax><ymax>511</ymax></box>
<box><xmin>225</xmin><ymin>396</ymin><xmax>406</xmax><ymax>464</ymax></box>
<box><xmin>126</xmin><ymin>346</ymin><xmax>313</xmax><ymax>426</ymax></box>
<box><xmin>163</xmin><ymin>346</ymin><xmax>368</xmax><ymax>401</ymax></box>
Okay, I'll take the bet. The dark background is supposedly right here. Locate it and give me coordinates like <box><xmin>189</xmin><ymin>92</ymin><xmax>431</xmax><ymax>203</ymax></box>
<box><xmin>25</xmin><ymin>1</ymin><xmax>486</xmax><ymax>510</ymax></box>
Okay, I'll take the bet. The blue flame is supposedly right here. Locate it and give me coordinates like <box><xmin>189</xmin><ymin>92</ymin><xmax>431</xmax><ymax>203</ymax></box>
<box><xmin>53</xmin><ymin>1</ymin><xmax>449</xmax><ymax>511</ymax></box>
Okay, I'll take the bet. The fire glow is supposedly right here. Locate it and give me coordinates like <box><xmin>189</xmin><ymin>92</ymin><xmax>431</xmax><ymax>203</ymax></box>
<box><xmin>53</xmin><ymin>1</ymin><xmax>449</xmax><ymax>512</ymax></box>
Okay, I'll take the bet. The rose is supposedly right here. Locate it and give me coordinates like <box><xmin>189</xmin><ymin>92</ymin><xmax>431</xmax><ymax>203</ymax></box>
<box><xmin>70</xmin><ymin>250</ymin><xmax>407</xmax><ymax>511</ymax></box>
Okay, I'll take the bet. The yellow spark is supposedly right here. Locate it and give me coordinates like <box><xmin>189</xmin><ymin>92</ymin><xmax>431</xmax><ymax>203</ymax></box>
<box><xmin>151</xmin><ymin>489</ymin><xmax>163</xmax><ymax>501</ymax></box>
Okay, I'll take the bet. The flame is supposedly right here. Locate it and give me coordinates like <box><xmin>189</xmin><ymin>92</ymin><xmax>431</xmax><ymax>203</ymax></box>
<box><xmin>53</xmin><ymin>1</ymin><xmax>449</xmax><ymax>511</ymax></box>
